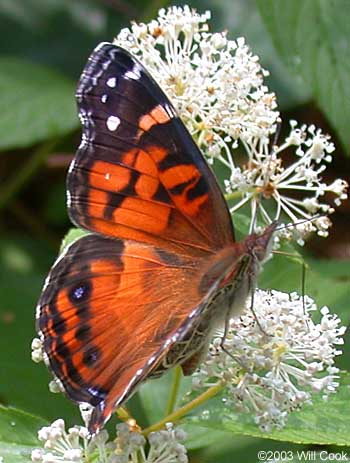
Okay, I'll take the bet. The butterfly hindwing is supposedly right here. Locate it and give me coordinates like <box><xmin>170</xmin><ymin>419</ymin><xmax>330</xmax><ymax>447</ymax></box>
<box><xmin>37</xmin><ymin>233</ymin><xmax>225</xmax><ymax>433</ymax></box>
<box><xmin>68</xmin><ymin>43</ymin><xmax>234</xmax><ymax>256</ymax></box>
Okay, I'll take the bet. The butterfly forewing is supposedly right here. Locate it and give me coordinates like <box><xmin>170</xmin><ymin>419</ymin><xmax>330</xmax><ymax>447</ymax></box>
<box><xmin>68</xmin><ymin>43</ymin><xmax>234</xmax><ymax>255</ymax></box>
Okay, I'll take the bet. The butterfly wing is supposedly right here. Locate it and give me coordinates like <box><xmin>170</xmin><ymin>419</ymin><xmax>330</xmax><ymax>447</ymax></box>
<box><xmin>37</xmin><ymin>234</ymin><xmax>226</xmax><ymax>434</ymax></box>
<box><xmin>68</xmin><ymin>43</ymin><xmax>234</xmax><ymax>256</ymax></box>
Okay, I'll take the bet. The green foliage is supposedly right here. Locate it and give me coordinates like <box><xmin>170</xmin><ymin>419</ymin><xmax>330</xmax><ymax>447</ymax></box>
<box><xmin>0</xmin><ymin>237</ymin><xmax>80</xmax><ymax>424</ymax></box>
<box><xmin>257</xmin><ymin>0</ymin><xmax>350</xmax><ymax>152</ymax></box>
<box><xmin>184</xmin><ymin>373</ymin><xmax>350</xmax><ymax>446</ymax></box>
<box><xmin>0</xmin><ymin>1</ymin><xmax>349</xmax><ymax>462</ymax></box>
<box><xmin>0</xmin><ymin>407</ymin><xmax>47</xmax><ymax>463</ymax></box>
<box><xmin>0</xmin><ymin>59</ymin><xmax>77</xmax><ymax>149</ymax></box>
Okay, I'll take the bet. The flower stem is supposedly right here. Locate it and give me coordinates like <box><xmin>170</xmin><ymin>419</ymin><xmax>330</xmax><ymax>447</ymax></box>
<box><xmin>116</xmin><ymin>406</ymin><xmax>133</xmax><ymax>422</ymax></box>
<box><xmin>142</xmin><ymin>383</ymin><xmax>224</xmax><ymax>436</ymax></box>
<box><xmin>166</xmin><ymin>366</ymin><xmax>182</xmax><ymax>415</ymax></box>
<box><xmin>224</xmin><ymin>191</ymin><xmax>244</xmax><ymax>201</ymax></box>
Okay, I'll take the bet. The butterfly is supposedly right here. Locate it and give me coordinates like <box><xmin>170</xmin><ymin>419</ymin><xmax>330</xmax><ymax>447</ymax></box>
<box><xmin>36</xmin><ymin>42</ymin><xmax>277</xmax><ymax>435</ymax></box>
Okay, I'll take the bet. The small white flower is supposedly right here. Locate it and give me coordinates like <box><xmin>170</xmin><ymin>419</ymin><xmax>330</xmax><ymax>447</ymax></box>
<box><xmin>49</xmin><ymin>378</ymin><xmax>64</xmax><ymax>394</ymax></box>
<box><xmin>31</xmin><ymin>337</ymin><xmax>44</xmax><ymax>363</ymax></box>
<box><xmin>32</xmin><ymin>420</ymin><xmax>188</xmax><ymax>463</ymax></box>
<box><xmin>193</xmin><ymin>289</ymin><xmax>345</xmax><ymax>431</ymax></box>
<box><xmin>226</xmin><ymin>122</ymin><xmax>348</xmax><ymax>240</ymax></box>
<box><xmin>33</xmin><ymin>419</ymin><xmax>95</xmax><ymax>463</ymax></box>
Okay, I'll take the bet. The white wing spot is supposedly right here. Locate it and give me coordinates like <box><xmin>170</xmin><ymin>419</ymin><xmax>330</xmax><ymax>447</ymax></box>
<box><xmin>106</xmin><ymin>77</ymin><xmax>117</xmax><ymax>88</ymax></box>
<box><xmin>68</xmin><ymin>159</ymin><xmax>75</xmax><ymax>173</ymax></box>
<box><xmin>66</xmin><ymin>189</ymin><xmax>72</xmax><ymax>207</ymax></box>
<box><xmin>105</xmin><ymin>173</ymin><xmax>111</xmax><ymax>180</ymax></box>
<box><xmin>125</xmin><ymin>64</ymin><xmax>142</xmax><ymax>81</ymax></box>
<box><xmin>164</xmin><ymin>103</ymin><xmax>176</xmax><ymax>118</ymax></box>
<box><xmin>101</xmin><ymin>94</ymin><xmax>108</xmax><ymax>103</ymax></box>
<box><xmin>106</xmin><ymin>115</ymin><xmax>120</xmax><ymax>131</ymax></box>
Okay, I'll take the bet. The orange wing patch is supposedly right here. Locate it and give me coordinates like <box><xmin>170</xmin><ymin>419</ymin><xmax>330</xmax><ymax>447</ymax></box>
<box><xmin>138</xmin><ymin>105</ymin><xmax>171</xmax><ymax>135</ymax></box>
<box><xmin>112</xmin><ymin>197</ymin><xmax>170</xmax><ymax>233</ymax></box>
<box><xmin>88</xmin><ymin>189</ymin><xmax>109</xmax><ymax>219</ymax></box>
<box><xmin>89</xmin><ymin>161</ymin><xmax>131</xmax><ymax>192</ymax></box>
<box><xmin>134</xmin><ymin>174</ymin><xmax>159</xmax><ymax>199</ymax></box>
<box><xmin>160</xmin><ymin>164</ymin><xmax>209</xmax><ymax>216</ymax></box>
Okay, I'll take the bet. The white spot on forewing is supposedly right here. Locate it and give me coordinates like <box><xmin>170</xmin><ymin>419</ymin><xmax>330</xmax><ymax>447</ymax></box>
<box><xmin>66</xmin><ymin>189</ymin><xmax>72</xmax><ymax>207</ymax></box>
<box><xmin>107</xmin><ymin>77</ymin><xmax>117</xmax><ymax>88</ymax></box>
<box><xmin>105</xmin><ymin>173</ymin><xmax>111</xmax><ymax>180</ymax></box>
<box><xmin>164</xmin><ymin>103</ymin><xmax>176</xmax><ymax>118</ymax></box>
<box><xmin>101</xmin><ymin>94</ymin><xmax>108</xmax><ymax>103</ymax></box>
<box><xmin>106</xmin><ymin>115</ymin><xmax>120</xmax><ymax>131</ymax></box>
<box><xmin>94</xmin><ymin>41</ymin><xmax>112</xmax><ymax>53</ymax></box>
<box><xmin>125</xmin><ymin>64</ymin><xmax>142</xmax><ymax>80</ymax></box>
<box><xmin>35</xmin><ymin>303</ymin><xmax>42</xmax><ymax>320</ymax></box>
<box><xmin>68</xmin><ymin>159</ymin><xmax>75</xmax><ymax>173</ymax></box>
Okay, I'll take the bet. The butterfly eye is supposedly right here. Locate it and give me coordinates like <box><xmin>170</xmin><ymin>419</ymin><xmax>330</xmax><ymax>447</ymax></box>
<box><xmin>69</xmin><ymin>281</ymin><xmax>92</xmax><ymax>303</ymax></box>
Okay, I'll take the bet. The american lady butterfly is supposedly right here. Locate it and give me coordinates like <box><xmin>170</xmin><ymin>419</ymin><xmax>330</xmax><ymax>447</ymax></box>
<box><xmin>36</xmin><ymin>42</ymin><xmax>276</xmax><ymax>434</ymax></box>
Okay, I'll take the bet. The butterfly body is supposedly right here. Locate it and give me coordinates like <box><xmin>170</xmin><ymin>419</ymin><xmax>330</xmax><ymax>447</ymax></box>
<box><xmin>36</xmin><ymin>42</ymin><xmax>276</xmax><ymax>434</ymax></box>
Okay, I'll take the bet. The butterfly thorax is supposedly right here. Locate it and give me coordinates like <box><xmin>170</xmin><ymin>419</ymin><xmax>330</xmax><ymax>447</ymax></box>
<box><xmin>152</xmin><ymin>222</ymin><xmax>277</xmax><ymax>377</ymax></box>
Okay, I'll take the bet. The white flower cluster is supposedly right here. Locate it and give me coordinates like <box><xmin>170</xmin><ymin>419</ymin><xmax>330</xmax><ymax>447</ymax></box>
<box><xmin>114</xmin><ymin>5</ymin><xmax>348</xmax><ymax>242</ymax></box>
<box><xmin>193</xmin><ymin>290</ymin><xmax>346</xmax><ymax>431</ymax></box>
<box><xmin>225</xmin><ymin>121</ymin><xmax>348</xmax><ymax>242</ymax></box>
<box><xmin>31</xmin><ymin>337</ymin><xmax>44</xmax><ymax>363</ymax></box>
<box><xmin>31</xmin><ymin>420</ymin><xmax>188</xmax><ymax>463</ymax></box>
<box><xmin>115</xmin><ymin>5</ymin><xmax>279</xmax><ymax>156</ymax></box>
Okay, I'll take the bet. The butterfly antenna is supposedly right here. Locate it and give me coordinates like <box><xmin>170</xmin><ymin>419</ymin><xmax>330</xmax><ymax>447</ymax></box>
<box><xmin>275</xmin><ymin>213</ymin><xmax>325</xmax><ymax>232</ymax></box>
<box><xmin>273</xmin><ymin>119</ymin><xmax>282</xmax><ymax>148</ymax></box>
<box><xmin>250</xmin><ymin>193</ymin><xmax>262</xmax><ymax>233</ymax></box>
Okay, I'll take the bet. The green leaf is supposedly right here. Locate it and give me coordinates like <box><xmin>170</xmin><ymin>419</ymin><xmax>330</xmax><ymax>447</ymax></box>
<box><xmin>0</xmin><ymin>58</ymin><xmax>78</xmax><ymax>150</ymax></box>
<box><xmin>257</xmin><ymin>0</ymin><xmax>350</xmax><ymax>152</ymax></box>
<box><xmin>260</xmin><ymin>248</ymin><xmax>350</xmax><ymax>323</ymax></box>
<box><xmin>0</xmin><ymin>235</ymin><xmax>80</xmax><ymax>424</ymax></box>
<box><xmin>197</xmin><ymin>433</ymin><xmax>305</xmax><ymax>463</ymax></box>
<box><xmin>185</xmin><ymin>373</ymin><xmax>350</xmax><ymax>446</ymax></box>
<box><xmin>0</xmin><ymin>407</ymin><xmax>47</xmax><ymax>463</ymax></box>
<box><xmin>137</xmin><ymin>369</ymin><xmax>192</xmax><ymax>425</ymax></box>
<box><xmin>60</xmin><ymin>228</ymin><xmax>91</xmax><ymax>252</ymax></box>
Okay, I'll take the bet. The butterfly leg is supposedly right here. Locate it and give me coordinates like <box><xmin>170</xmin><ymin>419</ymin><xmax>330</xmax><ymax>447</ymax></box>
<box><xmin>219</xmin><ymin>304</ymin><xmax>237</xmax><ymax>361</ymax></box>
<box><xmin>248</xmin><ymin>289</ymin><xmax>270</xmax><ymax>336</ymax></box>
